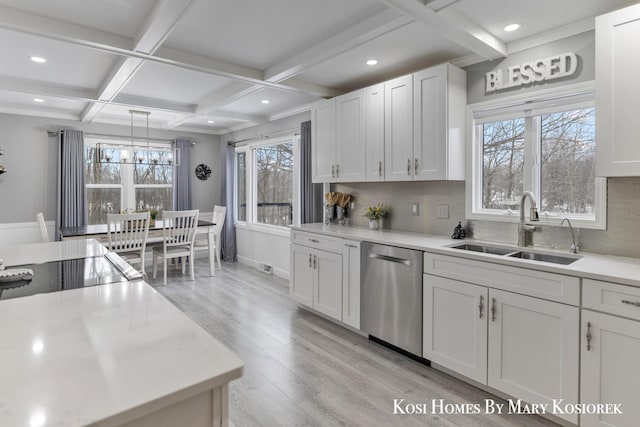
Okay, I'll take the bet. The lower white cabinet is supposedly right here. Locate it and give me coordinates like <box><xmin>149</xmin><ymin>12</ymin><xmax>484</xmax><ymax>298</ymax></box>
<box><xmin>581</xmin><ymin>310</ymin><xmax>640</xmax><ymax>427</ymax></box>
<box><xmin>342</xmin><ymin>240</ymin><xmax>361</xmax><ymax>329</ymax></box>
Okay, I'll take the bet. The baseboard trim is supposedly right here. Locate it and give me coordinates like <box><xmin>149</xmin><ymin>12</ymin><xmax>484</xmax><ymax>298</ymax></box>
<box><xmin>237</xmin><ymin>255</ymin><xmax>289</xmax><ymax>280</ymax></box>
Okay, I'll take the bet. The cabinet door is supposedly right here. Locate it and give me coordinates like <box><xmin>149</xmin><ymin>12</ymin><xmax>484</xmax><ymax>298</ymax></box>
<box><xmin>314</xmin><ymin>249</ymin><xmax>343</xmax><ymax>321</ymax></box>
<box><xmin>365</xmin><ymin>84</ymin><xmax>385</xmax><ymax>182</ymax></box>
<box><xmin>311</xmin><ymin>99</ymin><xmax>336</xmax><ymax>182</ymax></box>
<box><xmin>336</xmin><ymin>90</ymin><xmax>366</xmax><ymax>182</ymax></box>
<box><xmin>290</xmin><ymin>245</ymin><xmax>314</xmax><ymax>307</ymax></box>
<box><xmin>595</xmin><ymin>3</ymin><xmax>640</xmax><ymax>177</ymax></box>
<box><xmin>581</xmin><ymin>310</ymin><xmax>640</xmax><ymax>427</ymax></box>
<box><xmin>424</xmin><ymin>275</ymin><xmax>488</xmax><ymax>384</ymax></box>
<box><xmin>413</xmin><ymin>65</ymin><xmax>447</xmax><ymax>180</ymax></box>
<box><xmin>342</xmin><ymin>240</ymin><xmax>360</xmax><ymax>329</ymax></box>
<box><xmin>384</xmin><ymin>74</ymin><xmax>414</xmax><ymax>181</ymax></box>
<box><xmin>488</xmin><ymin>289</ymin><xmax>579</xmax><ymax>424</ymax></box>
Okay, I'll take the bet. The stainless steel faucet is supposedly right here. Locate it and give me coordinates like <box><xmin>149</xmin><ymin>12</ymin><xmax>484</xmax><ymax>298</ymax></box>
<box><xmin>561</xmin><ymin>218</ymin><xmax>579</xmax><ymax>254</ymax></box>
<box><xmin>518</xmin><ymin>191</ymin><xmax>539</xmax><ymax>247</ymax></box>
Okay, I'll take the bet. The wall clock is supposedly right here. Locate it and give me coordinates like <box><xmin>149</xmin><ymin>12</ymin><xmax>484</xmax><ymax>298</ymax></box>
<box><xmin>195</xmin><ymin>164</ymin><xmax>211</xmax><ymax>181</ymax></box>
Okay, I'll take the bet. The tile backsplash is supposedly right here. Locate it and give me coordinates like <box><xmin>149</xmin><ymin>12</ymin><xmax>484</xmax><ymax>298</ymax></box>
<box><xmin>334</xmin><ymin>177</ymin><xmax>640</xmax><ymax>259</ymax></box>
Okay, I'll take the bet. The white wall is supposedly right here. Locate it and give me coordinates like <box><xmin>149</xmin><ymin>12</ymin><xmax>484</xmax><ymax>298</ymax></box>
<box><xmin>0</xmin><ymin>113</ymin><xmax>222</xmax><ymax>246</ymax></box>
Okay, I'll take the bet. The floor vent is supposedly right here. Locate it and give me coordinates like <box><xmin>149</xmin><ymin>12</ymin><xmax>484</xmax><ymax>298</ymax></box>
<box><xmin>257</xmin><ymin>263</ymin><xmax>273</xmax><ymax>275</ymax></box>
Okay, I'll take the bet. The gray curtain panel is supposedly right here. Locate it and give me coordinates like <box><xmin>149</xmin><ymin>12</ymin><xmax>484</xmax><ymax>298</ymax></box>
<box><xmin>300</xmin><ymin>120</ymin><xmax>322</xmax><ymax>223</ymax></box>
<box><xmin>220</xmin><ymin>143</ymin><xmax>237</xmax><ymax>262</ymax></box>
<box><xmin>55</xmin><ymin>129</ymin><xmax>87</xmax><ymax>240</ymax></box>
<box><xmin>173</xmin><ymin>138</ymin><xmax>192</xmax><ymax>210</ymax></box>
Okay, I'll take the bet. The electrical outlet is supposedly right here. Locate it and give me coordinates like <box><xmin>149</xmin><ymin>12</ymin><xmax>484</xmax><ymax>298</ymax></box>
<box><xmin>412</xmin><ymin>202</ymin><xmax>419</xmax><ymax>216</ymax></box>
<box><xmin>437</xmin><ymin>204</ymin><xmax>449</xmax><ymax>219</ymax></box>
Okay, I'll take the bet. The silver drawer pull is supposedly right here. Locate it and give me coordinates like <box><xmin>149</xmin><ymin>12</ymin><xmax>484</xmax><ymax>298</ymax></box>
<box><xmin>308</xmin><ymin>253</ymin><xmax>312</xmax><ymax>268</ymax></box>
<box><xmin>491</xmin><ymin>298</ymin><xmax>497</xmax><ymax>322</ymax></box>
<box><xmin>368</xmin><ymin>253</ymin><xmax>410</xmax><ymax>266</ymax></box>
<box><xmin>331</xmin><ymin>165</ymin><xmax>335</xmax><ymax>178</ymax></box>
<box><xmin>407</xmin><ymin>158</ymin><xmax>411</xmax><ymax>175</ymax></box>
<box><xmin>622</xmin><ymin>300</ymin><xmax>640</xmax><ymax>307</ymax></box>
<box><xmin>586</xmin><ymin>321</ymin><xmax>592</xmax><ymax>351</ymax></box>
<box><xmin>309</xmin><ymin>238</ymin><xmax>320</xmax><ymax>243</ymax></box>
<box><xmin>479</xmin><ymin>295</ymin><xmax>484</xmax><ymax>319</ymax></box>
<box><xmin>344</xmin><ymin>244</ymin><xmax>358</xmax><ymax>248</ymax></box>
<box><xmin>414</xmin><ymin>158</ymin><xmax>418</xmax><ymax>174</ymax></box>
<box><xmin>378</xmin><ymin>161</ymin><xmax>382</xmax><ymax>176</ymax></box>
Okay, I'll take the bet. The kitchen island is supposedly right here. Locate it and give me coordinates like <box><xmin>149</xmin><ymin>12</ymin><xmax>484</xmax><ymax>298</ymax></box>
<box><xmin>0</xmin><ymin>240</ymin><xmax>243</xmax><ymax>427</ymax></box>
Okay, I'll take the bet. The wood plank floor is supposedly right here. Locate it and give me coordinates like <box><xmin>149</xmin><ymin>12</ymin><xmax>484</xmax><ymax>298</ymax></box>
<box><xmin>152</xmin><ymin>260</ymin><xmax>558</xmax><ymax>427</ymax></box>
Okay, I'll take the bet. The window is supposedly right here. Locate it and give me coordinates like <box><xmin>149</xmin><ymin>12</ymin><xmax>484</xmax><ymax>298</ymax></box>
<box><xmin>234</xmin><ymin>136</ymin><xmax>299</xmax><ymax>230</ymax></box>
<box><xmin>468</xmin><ymin>85</ymin><xmax>606</xmax><ymax>229</ymax></box>
<box><xmin>85</xmin><ymin>139</ymin><xmax>173</xmax><ymax>225</ymax></box>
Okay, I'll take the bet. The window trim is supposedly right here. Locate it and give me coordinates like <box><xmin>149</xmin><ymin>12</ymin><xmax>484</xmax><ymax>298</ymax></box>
<box><xmin>465</xmin><ymin>81</ymin><xmax>607</xmax><ymax>230</ymax></box>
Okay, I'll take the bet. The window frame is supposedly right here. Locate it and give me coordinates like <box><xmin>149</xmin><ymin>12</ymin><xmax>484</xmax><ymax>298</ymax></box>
<box><xmin>234</xmin><ymin>135</ymin><xmax>300</xmax><ymax>234</ymax></box>
<box><xmin>465</xmin><ymin>81</ymin><xmax>607</xmax><ymax>230</ymax></box>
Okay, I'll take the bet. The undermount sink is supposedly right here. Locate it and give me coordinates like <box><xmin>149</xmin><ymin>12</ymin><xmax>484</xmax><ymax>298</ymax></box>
<box><xmin>508</xmin><ymin>251</ymin><xmax>580</xmax><ymax>265</ymax></box>
<box><xmin>450</xmin><ymin>243</ymin><xmax>581</xmax><ymax>265</ymax></box>
<box><xmin>451</xmin><ymin>244</ymin><xmax>516</xmax><ymax>256</ymax></box>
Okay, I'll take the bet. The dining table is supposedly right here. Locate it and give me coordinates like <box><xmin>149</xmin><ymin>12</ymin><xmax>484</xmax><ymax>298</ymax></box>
<box><xmin>59</xmin><ymin>219</ymin><xmax>218</xmax><ymax>276</ymax></box>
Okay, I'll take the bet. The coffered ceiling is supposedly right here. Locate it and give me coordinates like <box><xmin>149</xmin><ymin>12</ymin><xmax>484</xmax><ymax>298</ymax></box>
<box><xmin>0</xmin><ymin>0</ymin><xmax>635</xmax><ymax>135</ymax></box>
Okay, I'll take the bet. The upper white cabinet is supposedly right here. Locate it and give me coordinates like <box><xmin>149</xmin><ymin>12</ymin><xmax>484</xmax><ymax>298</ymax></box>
<box><xmin>595</xmin><ymin>3</ymin><xmax>640</xmax><ymax>177</ymax></box>
<box><xmin>384</xmin><ymin>74</ymin><xmax>414</xmax><ymax>181</ymax></box>
<box><xmin>311</xmin><ymin>98</ymin><xmax>336</xmax><ymax>182</ymax></box>
<box><xmin>413</xmin><ymin>64</ymin><xmax>466</xmax><ymax>181</ymax></box>
<box><xmin>335</xmin><ymin>90</ymin><xmax>366</xmax><ymax>182</ymax></box>
<box><xmin>365</xmin><ymin>84</ymin><xmax>385</xmax><ymax>181</ymax></box>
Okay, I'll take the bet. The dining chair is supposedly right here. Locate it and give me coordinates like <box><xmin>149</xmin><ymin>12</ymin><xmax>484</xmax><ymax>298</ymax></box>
<box><xmin>193</xmin><ymin>205</ymin><xmax>226</xmax><ymax>272</ymax></box>
<box><xmin>106</xmin><ymin>212</ymin><xmax>150</xmax><ymax>275</ymax></box>
<box><xmin>36</xmin><ymin>212</ymin><xmax>50</xmax><ymax>242</ymax></box>
<box><xmin>152</xmin><ymin>209</ymin><xmax>199</xmax><ymax>286</ymax></box>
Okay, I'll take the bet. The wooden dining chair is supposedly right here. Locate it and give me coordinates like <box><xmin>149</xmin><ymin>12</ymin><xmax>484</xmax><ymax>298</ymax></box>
<box><xmin>106</xmin><ymin>212</ymin><xmax>150</xmax><ymax>275</ymax></box>
<box><xmin>36</xmin><ymin>212</ymin><xmax>50</xmax><ymax>242</ymax></box>
<box><xmin>193</xmin><ymin>205</ymin><xmax>226</xmax><ymax>272</ymax></box>
<box><xmin>152</xmin><ymin>209</ymin><xmax>199</xmax><ymax>286</ymax></box>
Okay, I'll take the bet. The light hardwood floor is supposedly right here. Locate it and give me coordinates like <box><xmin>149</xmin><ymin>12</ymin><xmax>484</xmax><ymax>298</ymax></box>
<box><xmin>152</xmin><ymin>260</ymin><xmax>558</xmax><ymax>427</ymax></box>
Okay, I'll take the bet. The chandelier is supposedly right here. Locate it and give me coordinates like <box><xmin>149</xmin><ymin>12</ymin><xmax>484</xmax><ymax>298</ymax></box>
<box><xmin>97</xmin><ymin>110</ymin><xmax>180</xmax><ymax>166</ymax></box>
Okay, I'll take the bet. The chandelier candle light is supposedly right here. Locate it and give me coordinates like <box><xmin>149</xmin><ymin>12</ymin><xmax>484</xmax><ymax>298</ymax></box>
<box><xmin>97</xmin><ymin>110</ymin><xmax>180</xmax><ymax>166</ymax></box>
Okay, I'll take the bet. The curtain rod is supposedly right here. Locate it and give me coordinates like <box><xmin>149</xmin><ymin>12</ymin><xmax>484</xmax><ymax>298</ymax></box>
<box><xmin>227</xmin><ymin>127</ymin><xmax>300</xmax><ymax>146</ymax></box>
<box><xmin>47</xmin><ymin>130</ymin><xmax>198</xmax><ymax>145</ymax></box>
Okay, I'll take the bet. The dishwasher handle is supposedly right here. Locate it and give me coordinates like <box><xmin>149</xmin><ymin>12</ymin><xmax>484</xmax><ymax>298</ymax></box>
<box><xmin>368</xmin><ymin>253</ymin><xmax>411</xmax><ymax>266</ymax></box>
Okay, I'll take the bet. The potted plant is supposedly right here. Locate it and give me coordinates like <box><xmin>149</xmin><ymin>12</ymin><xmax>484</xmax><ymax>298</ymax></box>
<box><xmin>364</xmin><ymin>204</ymin><xmax>387</xmax><ymax>230</ymax></box>
<box><xmin>149</xmin><ymin>209</ymin><xmax>159</xmax><ymax>227</ymax></box>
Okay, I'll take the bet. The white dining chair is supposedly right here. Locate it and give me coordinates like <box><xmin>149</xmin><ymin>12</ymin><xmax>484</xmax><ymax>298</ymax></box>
<box><xmin>36</xmin><ymin>212</ymin><xmax>49</xmax><ymax>242</ymax></box>
<box><xmin>193</xmin><ymin>205</ymin><xmax>226</xmax><ymax>272</ymax></box>
<box><xmin>106</xmin><ymin>212</ymin><xmax>150</xmax><ymax>275</ymax></box>
<box><xmin>152</xmin><ymin>209</ymin><xmax>199</xmax><ymax>286</ymax></box>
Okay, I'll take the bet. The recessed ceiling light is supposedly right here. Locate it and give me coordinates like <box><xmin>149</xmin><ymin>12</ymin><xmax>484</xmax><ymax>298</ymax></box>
<box><xmin>207</xmin><ymin>120</ymin><xmax>214</xmax><ymax>124</ymax></box>
<box><xmin>366</xmin><ymin>59</ymin><xmax>378</xmax><ymax>66</ymax></box>
<box><xmin>33</xmin><ymin>98</ymin><xmax>44</xmax><ymax>103</ymax></box>
<box><xmin>504</xmin><ymin>23</ymin><xmax>521</xmax><ymax>32</ymax></box>
<box><xmin>261</xmin><ymin>99</ymin><xmax>270</xmax><ymax>104</ymax></box>
<box><xmin>29</xmin><ymin>56</ymin><xmax>46</xmax><ymax>63</ymax></box>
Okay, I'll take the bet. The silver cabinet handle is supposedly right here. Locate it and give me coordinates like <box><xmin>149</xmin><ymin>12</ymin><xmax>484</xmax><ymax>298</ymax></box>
<box><xmin>331</xmin><ymin>165</ymin><xmax>335</xmax><ymax>178</ymax></box>
<box><xmin>313</xmin><ymin>255</ymin><xmax>317</xmax><ymax>269</ymax></box>
<box><xmin>414</xmin><ymin>158</ymin><xmax>419</xmax><ymax>174</ymax></box>
<box><xmin>407</xmin><ymin>158</ymin><xmax>411</xmax><ymax>175</ymax></box>
<box><xmin>309</xmin><ymin>238</ymin><xmax>319</xmax><ymax>243</ymax></box>
<box><xmin>308</xmin><ymin>253</ymin><xmax>312</xmax><ymax>268</ymax></box>
<box><xmin>586</xmin><ymin>321</ymin><xmax>592</xmax><ymax>351</ymax></box>
<box><xmin>622</xmin><ymin>300</ymin><xmax>640</xmax><ymax>307</ymax></box>
<box><xmin>344</xmin><ymin>243</ymin><xmax>358</xmax><ymax>248</ymax></box>
<box><xmin>368</xmin><ymin>253</ymin><xmax>411</xmax><ymax>266</ymax></box>
<box><xmin>336</xmin><ymin>164</ymin><xmax>339</xmax><ymax>177</ymax></box>
<box><xmin>378</xmin><ymin>161</ymin><xmax>382</xmax><ymax>177</ymax></box>
<box><xmin>479</xmin><ymin>295</ymin><xmax>484</xmax><ymax>319</ymax></box>
<box><xmin>491</xmin><ymin>298</ymin><xmax>497</xmax><ymax>322</ymax></box>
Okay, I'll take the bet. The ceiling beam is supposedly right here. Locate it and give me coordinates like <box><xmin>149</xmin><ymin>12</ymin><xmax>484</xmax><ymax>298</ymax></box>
<box><xmin>264</xmin><ymin>8</ymin><xmax>414</xmax><ymax>83</ymax></box>
<box><xmin>378</xmin><ymin>0</ymin><xmax>507</xmax><ymax>60</ymax></box>
<box><xmin>81</xmin><ymin>0</ymin><xmax>197</xmax><ymax>123</ymax></box>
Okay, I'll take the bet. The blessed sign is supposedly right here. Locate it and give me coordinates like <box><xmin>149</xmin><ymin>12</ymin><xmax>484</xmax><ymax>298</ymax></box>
<box><xmin>486</xmin><ymin>52</ymin><xmax>579</xmax><ymax>93</ymax></box>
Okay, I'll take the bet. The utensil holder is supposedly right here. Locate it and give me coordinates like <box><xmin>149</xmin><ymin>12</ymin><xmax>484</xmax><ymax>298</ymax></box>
<box><xmin>325</xmin><ymin>205</ymin><xmax>335</xmax><ymax>220</ymax></box>
<box><xmin>336</xmin><ymin>206</ymin><xmax>345</xmax><ymax>219</ymax></box>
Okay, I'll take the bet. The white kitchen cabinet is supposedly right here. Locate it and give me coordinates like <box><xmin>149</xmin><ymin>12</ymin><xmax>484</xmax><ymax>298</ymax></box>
<box><xmin>365</xmin><ymin>83</ymin><xmax>385</xmax><ymax>181</ymax></box>
<box><xmin>290</xmin><ymin>243</ymin><xmax>343</xmax><ymax>322</ymax></box>
<box><xmin>413</xmin><ymin>64</ymin><xmax>466</xmax><ymax>181</ymax></box>
<box><xmin>336</xmin><ymin>90</ymin><xmax>366</xmax><ymax>182</ymax></box>
<box><xmin>342</xmin><ymin>240</ymin><xmax>361</xmax><ymax>329</ymax></box>
<box><xmin>311</xmin><ymin>98</ymin><xmax>336</xmax><ymax>182</ymax></box>
<box><xmin>384</xmin><ymin>74</ymin><xmax>414</xmax><ymax>181</ymax></box>
<box><xmin>423</xmin><ymin>275</ymin><xmax>488</xmax><ymax>384</ymax></box>
<box><xmin>488</xmin><ymin>289</ymin><xmax>579</xmax><ymax>424</ymax></box>
<box><xmin>581</xmin><ymin>310</ymin><xmax>640</xmax><ymax>427</ymax></box>
<box><xmin>595</xmin><ymin>3</ymin><xmax>640</xmax><ymax>177</ymax></box>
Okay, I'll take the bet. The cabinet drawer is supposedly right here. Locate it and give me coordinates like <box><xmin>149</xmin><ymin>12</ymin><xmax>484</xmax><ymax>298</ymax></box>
<box><xmin>291</xmin><ymin>231</ymin><xmax>342</xmax><ymax>253</ymax></box>
<box><xmin>424</xmin><ymin>253</ymin><xmax>580</xmax><ymax>305</ymax></box>
<box><xmin>583</xmin><ymin>279</ymin><xmax>640</xmax><ymax>320</ymax></box>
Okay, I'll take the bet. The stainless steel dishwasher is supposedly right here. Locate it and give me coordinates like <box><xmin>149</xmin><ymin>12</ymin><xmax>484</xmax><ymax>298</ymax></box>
<box><xmin>361</xmin><ymin>242</ymin><xmax>423</xmax><ymax>357</ymax></box>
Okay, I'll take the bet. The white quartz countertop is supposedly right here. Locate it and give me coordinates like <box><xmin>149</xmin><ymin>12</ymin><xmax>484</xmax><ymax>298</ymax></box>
<box><xmin>0</xmin><ymin>238</ymin><xmax>108</xmax><ymax>267</ymax></box>
<box><xmin>291</xmin><ymin>223</ymin><xmax>640</xmax><ymax>288</ymax></box>
<box><xmin>0</xmin><ymin>280</ymin><xmax>243</xmax><ymax>427</ymax></box>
